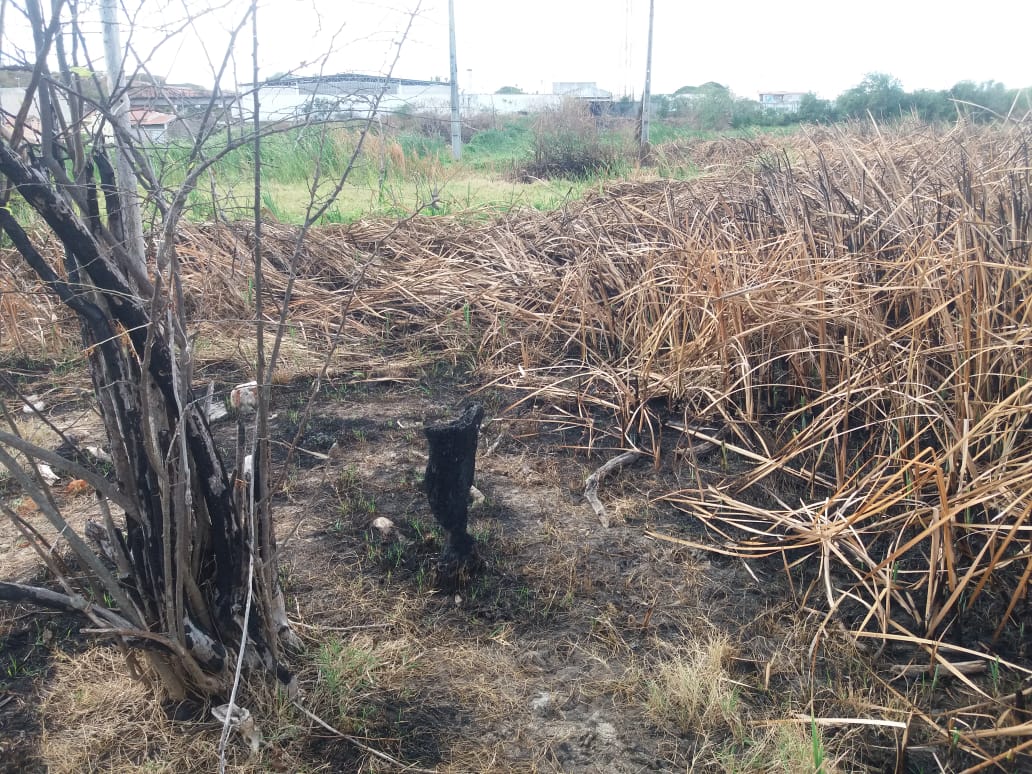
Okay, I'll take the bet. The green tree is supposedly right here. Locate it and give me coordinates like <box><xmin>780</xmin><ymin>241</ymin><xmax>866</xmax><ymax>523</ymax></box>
<box><xmin>909</xmin><ymin>89</ymin><xmax>953</xmax><ymax>122</ymax></box>
<box><xmin>797</xmin><ymin>92</ymin><xmax>836</xmax><ymax>123</ymax></box>
<box><xmin>496</xmin><ymin>85</ymin><xmax>524</xmax><ymax>94</ymax></box>
<box><xmin>836</xmin><ymin>72</ymin><xmax>906</xmax><ymax>120</ymax></box>
<box><xmin>949</xmin><ymin>80</ymin><xmax>1026</xmax><ymax>120</ymax></box>
<box><xmin>653</xmin><ymin>94</ymin><xmax>672</xmax><ymax>119</ymax></box>
<box><xmin>731</xmin><ymin>98</ymin><xmax>762</xmax><ymax>128</ymax></box>
<box><xmin>692</xmin><ymin>83</ymin><xmax>733</xmax><ymax>130</ymax></box>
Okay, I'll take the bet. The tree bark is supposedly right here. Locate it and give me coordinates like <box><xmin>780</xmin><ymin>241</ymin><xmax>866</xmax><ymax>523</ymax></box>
<box><xmin>0</xmin><ymin>139</ymin><xmax>295</xmax><ymax>700</ymax></box>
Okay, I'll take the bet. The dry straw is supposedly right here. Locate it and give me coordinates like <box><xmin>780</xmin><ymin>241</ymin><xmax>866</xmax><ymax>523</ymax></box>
<box><xmin>4</xmin><ymin>118</ymin><xmax>1031</xmax><ymax>764</ymax></box>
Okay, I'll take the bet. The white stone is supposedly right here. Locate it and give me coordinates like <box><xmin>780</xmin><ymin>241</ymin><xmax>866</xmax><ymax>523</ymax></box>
<box><xmin>530</xmin><ymin>691</ymin><xmax>554</xmax><ymax>717</ymax></box>
<box><xmin>371</xmin><ymin>516</ymin><xmax>395</xmax><ymax>537</ymax></box>
<box><xmin>229</xmin><ymin>381</ymin><xmax>259</xmax><ymax>413</ymax></box>
<box><xmin>22</xmin><ymin>395</ymin><xmax>45</xmax><ymax>413</ymax></box>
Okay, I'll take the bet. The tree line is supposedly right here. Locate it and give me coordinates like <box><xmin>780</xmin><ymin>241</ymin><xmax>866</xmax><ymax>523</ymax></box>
<box><xmin>654</xmin><ymin>74</ymin><xmax>1031</xmax><ymax>130</ymax></box>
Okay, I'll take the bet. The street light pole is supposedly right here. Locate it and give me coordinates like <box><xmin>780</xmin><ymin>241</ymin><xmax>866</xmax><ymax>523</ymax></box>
<box><xmin>640</xmin><ymin>0</ymin><xmax>655</xmax><ymax>162</ymax></box>
<box><xmin>448</xmin><ymin>0</ymin><xmax>461</xmax><ymax>160</ymax></box>
<box><xmin>100</xmin><ymin>0</ymin><xmax>146</xmax><ymax>269</ymax></box>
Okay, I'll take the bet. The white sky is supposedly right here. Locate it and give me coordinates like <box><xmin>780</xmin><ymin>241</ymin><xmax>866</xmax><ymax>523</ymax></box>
<box><xmin>5</xmin><ymin>0</ymin><xmax>1031</xmax><ymax>99</ymax></box>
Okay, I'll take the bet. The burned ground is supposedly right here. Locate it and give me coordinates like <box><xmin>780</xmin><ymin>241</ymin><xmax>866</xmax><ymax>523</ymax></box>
<box><xmin>1</xmin><ymin>365</ymin><xmax>992</xmax><ymax>773</ymax></box>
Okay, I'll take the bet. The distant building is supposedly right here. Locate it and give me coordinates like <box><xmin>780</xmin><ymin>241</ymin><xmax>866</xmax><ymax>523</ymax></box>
<box><xmin>758</xmin><ymin>91</ymin><xmax>806</xmax><ymax>113</ymax></box>
<box><xmin>247</xmin><ymin>73</ymin><xmax>620</xmax><ymax>122</ymax></box>
<box><xmin>551</xmin><ymin>82</ymin><xmax>613</xmax><ymax>115</ymax></box>
<box><xmin>129</xmin><ymin>109</ymin><xmax>178</xmax><ymax>143</ymax></box>
<box><xmin>2</xmin><ymin>71</ymin><xmax>229</xmax><ymax>145</ymax></box>
<box><xmin>0</xmin><ymin>113</ymin><xmax>41</xmax><ymax>145</ymax></box>
<box><xmin>461</xmin><ymin>92</ymin><xmax>560</xmax><ymax>114</ymax></box>
<box><xmin>127</xmin><ymin>82</ymin><xmax>231</xmax><ymax>114</ymax></box>
<box><xmin>552</xmin><ymin>82</ymin><xmax>613</xmax><ymax>100</ymax></box>
<box><xmin>249</xmin><ymin>73</ymin><xmax>453</xmax><ymax>122</ymax></box>
<box><xmin>126</xmin><ymin>80</ymin><xmax>235</xmax><ymax>139</ymax></box>
<box><xmin>1</xmin><ymin>65</ymin><xmax>70</xmax><ymax>131</ymax></box>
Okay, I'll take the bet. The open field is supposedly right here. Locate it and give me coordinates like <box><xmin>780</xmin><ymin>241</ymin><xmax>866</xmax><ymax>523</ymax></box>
<box><xmin>2</xmin><ymin>119</ymin><xmax>1031</xmax><ymax>772</ymax></box>
<box><xmin>148</xmin><ymin>108</ymin><xmax>726</xmax><ymax>224</ymax></box>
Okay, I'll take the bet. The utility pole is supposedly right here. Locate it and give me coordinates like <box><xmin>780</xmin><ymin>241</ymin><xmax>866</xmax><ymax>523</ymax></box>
<box><xmin>639</xmin><ymin>0</ymin><xmax>655</xmax><ymax>163</ymax></box>
<box><xmin>100</xmin><ymin>0</ymin><xmax>146</xmax><ymax>272</ymax></box>
<box><xmin>448</xmin><ymin>0</ymin><xmax>461</xmax><ymax>160</ymax></box>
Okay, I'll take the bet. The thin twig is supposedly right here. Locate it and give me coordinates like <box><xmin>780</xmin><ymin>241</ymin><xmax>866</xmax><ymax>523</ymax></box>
<box><xmin>292</xmin><ymin>701</ymin><xmax>438</xmax><ymax>773</ymax></box>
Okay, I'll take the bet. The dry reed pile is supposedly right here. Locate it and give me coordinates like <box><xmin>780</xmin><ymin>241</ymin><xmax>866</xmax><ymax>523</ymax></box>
<box><xmin>4</xmin><ymin>119</ymin><xmax>1030</xmax><ymax>762</ymax></box>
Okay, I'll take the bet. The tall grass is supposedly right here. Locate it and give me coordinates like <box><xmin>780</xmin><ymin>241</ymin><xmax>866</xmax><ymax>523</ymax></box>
<box><xmin>459</xmin><ymin>119</ymin><xmax>1032</xmax><ymax>668</ymax></box>
<box><xmin>148</xmin><ymin>117</ymin><xmax>612</xmax><ymax>223</ymax></box>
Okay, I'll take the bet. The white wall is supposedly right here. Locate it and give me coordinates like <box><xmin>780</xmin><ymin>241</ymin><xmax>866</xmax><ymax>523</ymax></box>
<box><xmin>461</xmin><ymin>93</ymin><xmax>563</xmax><ymax>115</ymax></box>
<box><xmin>245</xmin><ymin>82</ymin><xmax>570</xmax><ymax>122</ymax></box>
<box><xmin>0</xmin><ymin>87</ymin><xmax>71</xmax><ymax>126</ymax></box>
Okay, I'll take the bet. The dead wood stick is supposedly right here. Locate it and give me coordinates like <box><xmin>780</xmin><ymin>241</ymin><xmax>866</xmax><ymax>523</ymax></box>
<box><xmin>292</xmin><ymin>701</ymin><xmax>437</xmax><ymax>773</ymax></box>
<box><xmin>584</xmin><ymin>450</ymin><xmax>643</xmax><ymax>528</ymax></box>
<box><xmin>891</xmin><ymin>660</ymin><xmax>987</xmax><ymax>679</ymax></box>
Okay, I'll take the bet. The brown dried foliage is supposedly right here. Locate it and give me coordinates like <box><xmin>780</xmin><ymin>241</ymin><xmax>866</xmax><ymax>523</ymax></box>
<box><xmin>4</xmin><ymin>119</ymin><xmax>1032</xmax><ymax>765</ymax></box>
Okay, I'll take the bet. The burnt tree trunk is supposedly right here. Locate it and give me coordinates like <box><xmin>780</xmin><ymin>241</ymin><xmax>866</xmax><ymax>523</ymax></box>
<box><xmin>424</xmin><ymin>403</ymin><xmax>485</xmax><ymax>582</ymax></box>
<box><xmin>0</xmin><ymin>140</ymin><xmax>297</xmax><ymax>699</ymax></box>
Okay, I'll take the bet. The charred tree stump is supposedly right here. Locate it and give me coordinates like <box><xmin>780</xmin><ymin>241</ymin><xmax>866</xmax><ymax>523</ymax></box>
<box><xmin>424</xmin><ymin>403</ymin><xmax>485</xmax><ymax>583</ymax></box>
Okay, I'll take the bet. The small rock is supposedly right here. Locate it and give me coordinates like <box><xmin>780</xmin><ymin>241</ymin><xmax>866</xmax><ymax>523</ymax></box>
<box><xmin>371</xmin><ymin>516</ymin><xmax>395</xmax><ymax>537</ymax></box>
<box><xmin>211</xmin><ymin>704</ymin><xmax>261</xmax><ymax>755</ymax></box>
<box><xmin>22</xmin><ymin>395</ymin><xmax>45</xmax><ymax>413</ymax></box>
<box><xmin>229</xmin><ymin>381</ymin><xmax>259</xmax><ymax>414</ymax></box>
<box><xmin>84</xmin><ymin>445</ymin><xmax>112</xmax><ymax>463</ymax></box>
<box><xmin>594</xmin><ymin>719</ymin><xmax>619</xmax><ymax>745</ymax></box>
<box><xmin>206</xmin><ymin>402</ymin><xmax>229</xmax><ymax>422</ymax></box>
<box><xmin>37</xmin><ymin>463</ymin><xmax>59</xmax><ymax>484</ymax></box>
<box><xmin>530</xmin><ymin>691</ymin><xmax>554</xmax><ymax>718</ymax></box>
<box><xmin>469</xmin><ymin>485</ymin><xmax>486</xmax><ymax>509</ymax></box>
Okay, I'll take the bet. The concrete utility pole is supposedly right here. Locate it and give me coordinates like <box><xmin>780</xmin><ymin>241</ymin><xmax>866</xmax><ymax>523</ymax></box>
<box><xmin>448</xmin><ymin>0</ymin><xmax>461</xmax><ymax>160</ymax></box>
<box><xmin>100</xmin><ymin>0</ymin><xmax>146</xmax><ymax>272</ymax></box>
<box><xmin>639</xmin><ymin>0</ymin><xmax>655</xmax><ymax>162</ymax></box>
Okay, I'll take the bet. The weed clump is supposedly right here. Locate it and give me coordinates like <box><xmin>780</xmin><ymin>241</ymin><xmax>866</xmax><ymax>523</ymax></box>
<box><xmin>644</xmin><ymin>634</ymin><xmax>836</xmax><ymax>771</ymax></box>
<box><xmin>514</xmin><ymin>100</ymin><xmax>625</xmax><ymax>181</ymax></box>
<box><xmin>646</xmin><ymin>634</ymin><xmax>740</xmax><ymax>734</ymax></box>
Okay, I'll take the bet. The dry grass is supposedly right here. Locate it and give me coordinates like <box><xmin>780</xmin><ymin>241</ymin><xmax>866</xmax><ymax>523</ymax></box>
<box><xmin>644</xmin><ymin>632</ymin><xmax>841</xmax><ymax>772</ymax></box>
<box><xmin>5</xmin><ymin>118</ymin><xmax>1032</xmax><ymax>768</ymax></box>
<box><xmin>39</xmin><ymin>648</ymin><xmax>234</xmax><ymax>773</ymax></box>
<box><xmin>0</xmin><ymin>253</ymin><xmax>74</xmax><ymax>360</ymax></box>
<box><xmin>646</xmin><ymin>633</ymin><xmax>741</xmax><ymax>733</ymax></box>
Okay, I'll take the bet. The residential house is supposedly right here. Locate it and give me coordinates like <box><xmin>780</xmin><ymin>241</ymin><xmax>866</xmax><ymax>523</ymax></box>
<box><xmin>126</xmin><ymin>80</ymin><xmax>237</xmax><ymax>139</ymax></box>
<box><xmin>461</xmin><ymin>83</ymin><xmax>612</xmax><ymax>116</ymax></box>
<box><xmin>758</xmin><ymin>91</ymin><xmax>806</xmax><ymax>113</ymax></box>
<box><xmin>129</xmin><ymin>109</ymin><xmax>177</xmax><ymax>143</ymax></box>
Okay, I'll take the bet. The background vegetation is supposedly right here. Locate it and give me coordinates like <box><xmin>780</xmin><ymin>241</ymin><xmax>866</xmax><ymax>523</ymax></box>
<box><xmin>665</xmin><ymin>74</ymin><xmax>1030</xmax><ymax>128</ymax></box>
<box><xmin>126</xmin><ymin>72</ymin><xmax>1032</xmax><ymax>228</ymax></box>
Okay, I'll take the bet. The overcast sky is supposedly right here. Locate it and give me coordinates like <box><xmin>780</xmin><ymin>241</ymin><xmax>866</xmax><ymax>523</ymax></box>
<box><xmin>6</xmin><ymin>0</ymin><xmax>1030</xmax><ymax>99</ymax></box>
